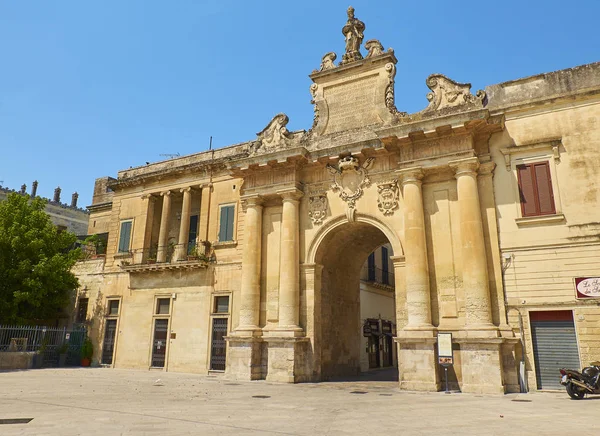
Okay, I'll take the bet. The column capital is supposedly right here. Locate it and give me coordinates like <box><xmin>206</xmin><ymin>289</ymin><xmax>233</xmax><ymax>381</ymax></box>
<box><xmin>478</xmin><ymin>161</ymin><xmax>496</xmax><ymax>177</ymax></box>
<box><xmin>180</xmin><ymin>186</ymin><xmax>192</xmax><ymax>194</ymax></box>
<box><xmin>396</xmin><ymin>167</ymin><xmax>424</xmax><ymax>186</ymax></box>
<box><xmin>141</xmin><ymin>193</ymin><xmax>157</xmax><ymax>201</ymax></box>
<box><xmin>240</xmin><ymin>195</ymin><xmax>263</xmax><ymax>208</ymax></box>
<box><xmin>449</xmin><ymin>157</ymin><xmax>480</xmax><ymax>178</ymax></box>
<box><xmin>160</xmin><ymin>190</ymin><xmax>172</xmax><ymax>197</ymax></box>
<box><xmin>277</xmin><ymin>188</ymin><xmax>304</xmax><ymax>202</ymax></box>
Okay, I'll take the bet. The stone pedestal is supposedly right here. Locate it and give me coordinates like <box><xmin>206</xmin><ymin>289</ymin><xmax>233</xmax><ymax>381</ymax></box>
<box><xmin>224</xmin><ymin>336</ymin><xmax>263</xmax><ymax>381</ymax></box>
<box><xmin>395</xmin><ymin>336</ymin><xmax>439</xmax><ymax>392</ymax></box>
<box><xmin>264</xmin><ymin>337</ymin><xmax>311</xmax><ymax>383</ymax></box>
<box><xmin>456</xmin><ymin>339</ymin><xmax>505</xmax><ymax>394</ymax></box>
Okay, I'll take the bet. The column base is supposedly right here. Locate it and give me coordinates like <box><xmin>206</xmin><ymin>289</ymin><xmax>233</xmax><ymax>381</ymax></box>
<box><xmin>395</xmin><ymin>334</ymin><xmax>439</xmax><ymax>392</ymax></box>
<box><xmin>263</xmin><ymin>336</ymin><xmax>311</xmax><ymax>383</ymax></box>
<box><xmin>454</xmin><ymin>338</ymin><xmax>506</xmax><ymax>394</ymax></box>
<box><xmin>224</xmin><ymin>335</ymin><xmax>264</xmax><ymax>381</ymax></box>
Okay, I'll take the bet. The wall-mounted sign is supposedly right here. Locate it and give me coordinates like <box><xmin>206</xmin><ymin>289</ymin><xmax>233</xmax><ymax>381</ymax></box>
<box><xmin>437</xmin><ymin>332</ymin><xmax>453</xmax><ymax>365</ymax></box>
<box><xmin>575</xmin><ymin>277</ymin><xmax>600</xmax><ymax>299</ymax></box>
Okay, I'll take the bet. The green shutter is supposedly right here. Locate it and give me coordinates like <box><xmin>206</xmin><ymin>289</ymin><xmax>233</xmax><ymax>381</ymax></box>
<box><xmin>226</xmin><ymin>206</ymin><xmax>235</xmax><ymax>241</ymax></box>
<box><xmin>219</xmin><ymin>206</ymin><xmax>235</xmax><ymax>242</ymax></box>
<box><xmin>219</xmin><ymin>207</ymin><xmax>228</xmax><ymax>241</ymax></box>
<box><xmin>118</xmin><ymin>221</ymin><xmax>132</xmax><ymax>253</ymax></box>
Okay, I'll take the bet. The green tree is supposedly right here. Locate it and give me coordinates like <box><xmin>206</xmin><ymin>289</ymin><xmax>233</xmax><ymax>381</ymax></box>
<box><xmin>0</xmin><ymin>193</ymin><xmax>80</xmax><ymax>324</ymax></box>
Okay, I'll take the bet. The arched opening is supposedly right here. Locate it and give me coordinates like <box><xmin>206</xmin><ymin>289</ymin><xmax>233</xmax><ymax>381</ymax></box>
<box><xmin>311</xmin><ymin>217</ymin><xmax>401</xmax><ymax>381</ymax></box>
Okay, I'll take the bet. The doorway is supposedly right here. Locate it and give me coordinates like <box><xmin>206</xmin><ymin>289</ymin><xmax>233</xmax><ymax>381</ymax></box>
<box><xmin>151</xmin><ymin>319</ymin><xmax>169</xmax><ymax>368</ymax></box>
<box><xmin>101</xmin><ymin>319</ymin><xmax>117</xmax><ymax>365</ymax></box>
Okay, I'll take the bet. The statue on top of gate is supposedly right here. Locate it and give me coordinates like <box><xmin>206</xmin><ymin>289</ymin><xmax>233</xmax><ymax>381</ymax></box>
<box><xmin>340</xmin><ymin>6</ymin><xmax>365</xmax><ymax>65</ymax></box>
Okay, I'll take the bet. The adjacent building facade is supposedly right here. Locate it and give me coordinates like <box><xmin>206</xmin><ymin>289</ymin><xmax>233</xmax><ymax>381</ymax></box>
<box><xmin>73</xmin><ymin>9</ymin><xmax>600</xmax><ymax>394</ymax></box>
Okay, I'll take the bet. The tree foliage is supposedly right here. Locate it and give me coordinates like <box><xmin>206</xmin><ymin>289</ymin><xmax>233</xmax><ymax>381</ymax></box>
<box><xmin>0</xmin><ymin>193</ymin><xmax>80</xmax><ymax>324</ymax></box>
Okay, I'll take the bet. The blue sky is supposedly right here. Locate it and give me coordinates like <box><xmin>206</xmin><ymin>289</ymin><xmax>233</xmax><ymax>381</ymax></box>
<box><xmin>0</xmin><ymin>1</ymin><xmax>597</xmax><ymax>206</ymax></box>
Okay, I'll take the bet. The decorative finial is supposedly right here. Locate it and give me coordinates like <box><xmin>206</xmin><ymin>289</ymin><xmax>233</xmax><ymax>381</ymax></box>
<box><xmin>340</xmin><ymin>6</ymin><xmax>365</xmax><ymax>65</ymax></box>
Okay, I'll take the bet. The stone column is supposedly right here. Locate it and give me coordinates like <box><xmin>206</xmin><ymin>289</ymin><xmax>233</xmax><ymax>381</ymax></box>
<box><xmin>176</xmin><ymin>187</ymin><xmax>192</xmax><ymax>260</ymax></box>
<box><xmin>449</xmin><ymin>157</ymin><xmax>494</xmax><ymax>330</ymax></box>
<box><xmin>276</xmin><ymin>189</ymin><xmax>303</xmax><ymax>335</ymax></box>
<box><xmin>236</xmin><ymin>195</ymin><xmax>264</xmax><ymax>334</ymax></box>
<box><xmin>156</xmin><ymin>190</ymin><xmax>172</xmax><ymax>263</ymax></box>
<box><xmin>396</xmin><ymin>168</ymin><xmax>433</xmax><ymax>331</ymax></box>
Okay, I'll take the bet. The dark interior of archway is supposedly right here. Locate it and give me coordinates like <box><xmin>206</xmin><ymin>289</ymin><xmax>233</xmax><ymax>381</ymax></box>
<box><xmin>315</xmin><ymin>221</ymin><xmax>394</xmax><ymax>381</ymax></box>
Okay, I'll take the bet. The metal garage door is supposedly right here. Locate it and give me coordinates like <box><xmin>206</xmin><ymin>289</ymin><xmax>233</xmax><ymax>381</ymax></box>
<box><xmin>531</xmin><ymin>311</ymin><xmax>580</xmax><ymax>390</ymax></box>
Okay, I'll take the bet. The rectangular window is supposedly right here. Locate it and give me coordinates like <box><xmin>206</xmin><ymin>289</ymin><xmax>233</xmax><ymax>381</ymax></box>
<box><xmin>76</xmin><ymin>298</ymin><xmax>89</xmax><ymax>323</ymax></box>
<box><xmin>214</xmin><ymin>296</ymin><xmax>230</xmax><ymax>314</ymax></box>
<box><xmin>517</xmin><ymin>162</ymin><xmax>556</xmax><ymax>217</ymax></box>
<box><xmin>187</xmin><ymin>215</ymin><xmax>199</xmax><ymax>254</ymax></box>
<box><xmin>218</xmin><ymin>205</ymin><xmax>235</xmax><ymax>242</ymax></box>
<box><xmin>156</xmin><ymin>298</ymin><xmax>170</xmax><ymax>315</ymax></box>
<box><xmin>118</xmin><ymin>220</ymin><xmax>133</xmax><ymax>253</ymax></box>
<box><xmin>381</xmin><ymin>246</ymin><xmax>389</xmax><ymax>285</ymax></box>
<box><xmin>108</xmin><ymin>300</ymin><xmax>120</xmax><ymax>316</ymax></box>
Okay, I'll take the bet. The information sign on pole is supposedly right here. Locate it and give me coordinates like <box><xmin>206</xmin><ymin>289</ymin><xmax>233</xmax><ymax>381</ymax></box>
<box><xmin>437</xmin><ymin>332</ymin><xmax>453</xmax><ymax>394</ymax></box>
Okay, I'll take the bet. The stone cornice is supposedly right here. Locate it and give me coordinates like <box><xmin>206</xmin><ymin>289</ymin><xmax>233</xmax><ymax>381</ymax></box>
<box><xmin>86</xmin><ymin>201</ymin><xmax>112</xmax><ymax>213</ymax></box>
<box><xmin>109</xmin><ymin>151</ymin><xmax>247</xmax><ymax>190</ymax></box>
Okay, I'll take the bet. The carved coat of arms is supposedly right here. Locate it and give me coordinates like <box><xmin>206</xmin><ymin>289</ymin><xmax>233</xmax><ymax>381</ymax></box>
<box><xmin>377</xmin><ymin>179</ymin><xmax>399</xmax><ymax>216</ymax></box>
<box><xmin>327</xmin><ymin>156</ymin><xmax>374</xmax><ymax>221</ymax></box>
<box><xmin>308</xmin><ymin>192</ymin><xmax>328</xmax><ymax>225</ymax></box>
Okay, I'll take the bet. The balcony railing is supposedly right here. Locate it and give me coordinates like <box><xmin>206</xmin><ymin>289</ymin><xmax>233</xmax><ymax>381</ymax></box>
<box><xmin>360</xmin><ymin>265</ymin><xmax>395</xmax><ymax>289</ymax></box>
<box><xmin>117</xmin><ymin>243</ymin><xmax>212</xmax><ymax>272</ymax></box>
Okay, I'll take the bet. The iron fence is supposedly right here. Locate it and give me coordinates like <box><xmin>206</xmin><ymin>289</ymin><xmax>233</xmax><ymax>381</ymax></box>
<box><xmin>0</xmin><ymin>324</ymin><xmax>87</xmax><ymax>367</ymax></box>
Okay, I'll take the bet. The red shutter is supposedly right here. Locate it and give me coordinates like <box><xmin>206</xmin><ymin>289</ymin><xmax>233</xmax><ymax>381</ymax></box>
<box><xmin>534</xmin><ymin>162</ymin><xmax>555</xmax><ymax>215</ymax></box>
<box><xmin>517</xmin><ymin>164</ymin><xmax>538</xmax><ymax>216</ymax></box>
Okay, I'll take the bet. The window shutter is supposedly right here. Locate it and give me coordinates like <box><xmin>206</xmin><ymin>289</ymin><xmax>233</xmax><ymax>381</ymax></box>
<box><xmin>219</xmin><ymin>207</ymin><xmax>228</xmax><ymax>241</ymax></box>
<box><xmin>517</xmin><ymin>165</ymin><xmax>538</xmax><ymax>217</ymax></box>
<box><xmin>226</xmin><ymin>206</ymin><xmax>235</xmax><ymax>241</ymax></box>
<box><xmin>534</xmin><ymin>163</ymin><xmax>555</xmax><ymax>215</ymax></box>
<box><xmin>381</xmin><ymin>246</ymin><xmax>389</xmax><ymax>284</ymax></box>
<box><xmin>368</xmin><ymin>252</ymin><xmax>375</xmax><ymax>281</ymax></box>
<box><xmin>118</xmin><ymin>221</ymin><xmax>132</xmax><ymax>253</ymax></box>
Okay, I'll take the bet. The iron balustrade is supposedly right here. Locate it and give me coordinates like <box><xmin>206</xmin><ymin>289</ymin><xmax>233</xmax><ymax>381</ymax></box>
<box><xmin>360</xmin><ymin>265</ymin><xmax>395</xmax><ymax>287</ymax></box>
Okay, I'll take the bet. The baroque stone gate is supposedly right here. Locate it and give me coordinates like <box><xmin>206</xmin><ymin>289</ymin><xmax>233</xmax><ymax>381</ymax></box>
<box><xmin>224</xmin><ymin>8</ymin><xmax>518</xmax><ymax>394</ymax></box>
<box><xmin>77</xmin><ymin>7</ymin><xmax>600</xmax><ymax>395</ymax></box>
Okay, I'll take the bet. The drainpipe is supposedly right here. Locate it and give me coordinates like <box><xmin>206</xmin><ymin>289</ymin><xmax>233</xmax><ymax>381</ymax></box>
<box><xmin>502</xmin><ymin>253</ymin><xmax>528</xmax><ymax>393</ymax></box>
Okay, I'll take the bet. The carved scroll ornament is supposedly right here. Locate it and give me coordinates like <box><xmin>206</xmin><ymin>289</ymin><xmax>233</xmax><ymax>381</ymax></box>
<box><xmin>250</xmin><ymin>113</ymin><xmax>291</xmax><ymax>155</ymax></box>
<box><xmin>423</xmin><ymin>74</ymin><xmax>486</xmax><ymax>112</ymax></box>
<box><xmin>365</xmin><ymin>39</ymin><xmax>384</xmax><ymax>58</ymax></box>
<box><xmin>377</xmin><ymin>179</ymin><xmax>399</xmax><ymax>216</ymax></box>
<box><xmin>319</xmin><ymin>52</ymin><xmax>337</xmax><ymax>71</ymax></box>
<box><xmin>385</xmin><ymin>63</ymin><xmax>407</xmax><ymax>118</ymax></box>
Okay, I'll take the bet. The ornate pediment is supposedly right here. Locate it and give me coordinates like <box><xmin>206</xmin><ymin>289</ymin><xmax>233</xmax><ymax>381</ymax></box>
<box><xmin>249</xmin><ymin>113</ymin><xmax>303</xmax><ymax>156</ymax></box>
<box><xmin>422</xmin><ymin>74</ymin><xmax>486</xmax><ymax>113</ymax></box>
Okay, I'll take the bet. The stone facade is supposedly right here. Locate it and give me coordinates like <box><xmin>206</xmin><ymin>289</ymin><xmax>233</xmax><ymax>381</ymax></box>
<box><xmin>74</xmin><ymin>9</ymin><xmax>600</xmax><ymax>394</ymax></box>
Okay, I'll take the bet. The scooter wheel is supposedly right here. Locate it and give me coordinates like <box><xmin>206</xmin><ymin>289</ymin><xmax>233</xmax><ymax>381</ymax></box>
<box><xmin>566</xmin><ymin>382</ymin><xmax>586</xmax><ymax>400</ymax></box>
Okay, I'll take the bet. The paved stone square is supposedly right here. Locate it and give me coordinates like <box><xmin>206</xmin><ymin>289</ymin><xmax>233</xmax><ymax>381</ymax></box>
<box><xmin>1</xmin><ymin>368</ymin><xmax>599</xmax><ymax>435</ymax></box>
